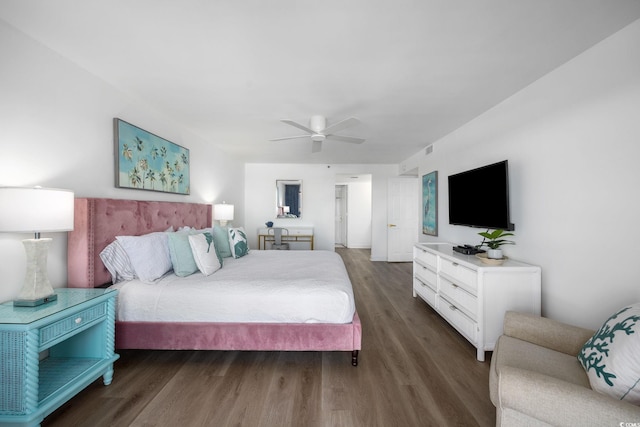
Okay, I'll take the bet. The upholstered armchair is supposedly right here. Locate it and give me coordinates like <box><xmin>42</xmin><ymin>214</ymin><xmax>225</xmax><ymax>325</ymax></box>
<box><xmin>489</xmin><ymin>311</ymin><xmax>640</xmax><ymax>426</ymax></box>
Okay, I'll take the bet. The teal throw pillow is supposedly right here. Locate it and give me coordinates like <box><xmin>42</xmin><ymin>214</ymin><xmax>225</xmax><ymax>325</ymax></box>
<box><xmin>212</xmin><ymin>226</ymin><xmax>233</xmax><ymax>258</ymax></box>
<box><xmin>167</xmin><ymin>231</ymin><xmax>199</xmax><ymax>277</ymax></box>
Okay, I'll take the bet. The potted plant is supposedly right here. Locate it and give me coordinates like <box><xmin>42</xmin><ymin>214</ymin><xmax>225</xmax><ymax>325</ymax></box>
<box><xmin>478</xmin><ymin>229</ymin><xmax>515</xmax><ymax>259</ymax></box>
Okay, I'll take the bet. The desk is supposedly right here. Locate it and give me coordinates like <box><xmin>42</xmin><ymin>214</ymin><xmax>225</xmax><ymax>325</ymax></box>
<box><xmin>257</xmin><ymin>227</ymin><xmax>314</xmax><ymax>250</ymax></box>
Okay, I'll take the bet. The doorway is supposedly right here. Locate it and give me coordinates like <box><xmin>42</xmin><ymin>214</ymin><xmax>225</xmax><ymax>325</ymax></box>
<box><xmin>334</xmin><ymin>174</ymin><xmax>372</xmax><ymax>249</ymax></box>
<box><xmin>335</xmin><ymin>185</ymin><xmax>348</xmax><ymax>247</ymax></box>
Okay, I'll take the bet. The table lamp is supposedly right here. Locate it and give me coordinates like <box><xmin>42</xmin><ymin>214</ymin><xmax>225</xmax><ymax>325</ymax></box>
<box><xmin>213</xmin><ymin>201</ymin><xmax>234</xmax><ymax>226</ymax></box>
<box><xmin>0</xmin><ymin>187</ymin><xmax>74</xmax><ymax>306</ymax></box>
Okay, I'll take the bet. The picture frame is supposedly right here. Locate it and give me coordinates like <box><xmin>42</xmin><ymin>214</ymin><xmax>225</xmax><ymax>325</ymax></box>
<box><xmin>422</xmin><ymin>170</ymin><xmax>438</xmax><ymax>236</ymax></box>
<box><xmin>114</xmin><ymin>118</ymin><xmax>190</xmax><ymax>195</ymax></box>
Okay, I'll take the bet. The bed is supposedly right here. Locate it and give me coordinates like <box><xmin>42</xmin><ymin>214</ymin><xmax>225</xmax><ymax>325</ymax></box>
<box><xmin>67</xmin><ymin>198</ymin><xmax>361</xmax><ymax>365</ymax></box>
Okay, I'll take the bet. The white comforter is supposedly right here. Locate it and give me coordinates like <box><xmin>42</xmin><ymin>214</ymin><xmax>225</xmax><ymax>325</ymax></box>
<box><xmin>110</xmin><ymin>250</ymin><xmax>356</xmax><ymax>324</ymax></box>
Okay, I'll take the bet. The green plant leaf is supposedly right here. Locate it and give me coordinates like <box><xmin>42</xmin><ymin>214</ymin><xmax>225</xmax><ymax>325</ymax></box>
<box><xmin>478</xmin><ymin>229</ymin><xmax>515</xmax><ymax>249</ymax></box>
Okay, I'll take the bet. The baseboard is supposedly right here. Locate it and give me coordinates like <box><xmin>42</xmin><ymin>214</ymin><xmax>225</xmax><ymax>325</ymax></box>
<box><xmin>369</xmin><ymin>256</ymin><xmax>387</xmax><ymax>262</ymax></box>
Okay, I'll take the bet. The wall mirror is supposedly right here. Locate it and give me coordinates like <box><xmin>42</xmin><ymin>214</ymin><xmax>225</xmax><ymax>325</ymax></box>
<box><xmin>276</xmin><ymin>180</ymin><xmax>302</xmax><ymax>218</ymax></box>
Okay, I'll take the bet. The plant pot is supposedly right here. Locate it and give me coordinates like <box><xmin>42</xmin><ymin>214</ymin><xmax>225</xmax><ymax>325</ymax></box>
<box><xmin>487</xmin><ymin>249</ymin><xmax>503</xmax><ymax>259</ymax></box>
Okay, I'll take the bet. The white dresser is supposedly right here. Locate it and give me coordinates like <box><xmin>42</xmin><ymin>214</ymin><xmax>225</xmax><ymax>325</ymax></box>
<box><xmin>413</xmin><ymin>243</ymin><xmax>541</xmax><ymax>361</ymax></box>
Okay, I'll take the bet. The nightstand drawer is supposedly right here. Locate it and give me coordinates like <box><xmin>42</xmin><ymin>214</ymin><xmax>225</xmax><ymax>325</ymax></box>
<box><xmin>40</xmin><ymin>302</ymin><xmax>107</xmax><ymax>347</ymax></box>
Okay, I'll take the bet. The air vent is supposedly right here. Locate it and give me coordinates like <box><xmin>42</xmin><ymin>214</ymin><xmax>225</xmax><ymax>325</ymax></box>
<box><xmin>425</xmin><ymin>145</ymin><xmax>434</xmax><ymax>155</ymax></box>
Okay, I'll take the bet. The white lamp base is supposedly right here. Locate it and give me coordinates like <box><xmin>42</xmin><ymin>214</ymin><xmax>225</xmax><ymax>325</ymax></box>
<box><xmin>14</xmin><ymin>238</ymin><xmax>57</xmax><ymax>306</ymax></box>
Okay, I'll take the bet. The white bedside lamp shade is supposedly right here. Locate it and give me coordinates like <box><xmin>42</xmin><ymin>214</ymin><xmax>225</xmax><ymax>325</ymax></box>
<box><xmin>213</xmin><ymin>202</ymin><xmax>234</xmax><ymax>226</ymax></box>
<box><xmin>0</xmin><ymin>187</ymin><xmax>74</xmax><ymax>305</ymax></box>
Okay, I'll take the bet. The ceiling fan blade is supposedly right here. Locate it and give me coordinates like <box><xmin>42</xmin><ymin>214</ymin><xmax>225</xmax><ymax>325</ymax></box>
<box><xmin>327</xmin><ymin>134</ymin><xmax>366</xmax><ymax>144</ymax></box>
<box><xmin>281</xmin><ymin>119</ymin><xmax>314</xmax><ymax>134</ymax></box>
<box><xmin>269</xmin><ymin>135</ymin><xmax>310</xmax><ymax>141</ymax></box>
<box><xmin>311</xmin><ymin>140</ymin><xmax>322</xmax><ymax>153</ymax></box>
<box><xmin>323</xmin><ymin>117</ymin><xmax>360</xmax><ymax>136</ymax></box>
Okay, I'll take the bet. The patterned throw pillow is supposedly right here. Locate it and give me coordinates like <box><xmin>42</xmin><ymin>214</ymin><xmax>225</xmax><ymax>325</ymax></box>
<box><xmin>578</xmin><ymin>303</ymin><xmax>640</xmax><ymax>405</ymax></box>
<box><xmin>99</xmin><ymin>240</ymin><xmax>136</xmax><ymax>284</ymax></box>
<box><xmin>188</xmin><ymin>232</ymin><xmax>222</xmax><ymax>276</ymax></box>
<box><xmin>228</xmin><ymin>227</ymin><xmax>250</xmax><ymax>258</ymax></box>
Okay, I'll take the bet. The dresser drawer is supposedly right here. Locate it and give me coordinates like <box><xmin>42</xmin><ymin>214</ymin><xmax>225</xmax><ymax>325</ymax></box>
<box><xmin>414</xmin><ymin>278</ymin><xmax>437</xmax><ymax>308</ymax></box>
<box><xmin>438</xmin><ymin>295</ymin><xmax>478</xmax><ymax>344</ymax></box>
<box><xmin>414</xmin><ymin>247</ymin><xmax>437</xmax><ymax>269</ymax></box>
<box><xmin>40</xmin><ymin>302</ymin><xmax>107</xmax><ymax>348</ymax></box>
<box><xmin>439</xmin><ymin>276</ymin><xmax>477</xmax><ymax>319</ymax></box>
<box><xmin>414</xmin><ymin>262</ymin><xmax>437</xmax><ymax>290</ymax></box>
<box><xmin>440</xmin><ymin>258</ymin><xmax>477</xmax><ymax>291</ymax></box>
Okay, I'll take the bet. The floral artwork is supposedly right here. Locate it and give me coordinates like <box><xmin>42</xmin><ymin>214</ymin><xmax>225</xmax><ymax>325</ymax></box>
<box><xmin>114</xmin><ymin>118</ymin><xmax>190</xmax><ymax>194</ymax></box>
<box><xmin>422</xmin><ymin>171</ymin><xmax>438</xmax><ymax>236</ymax></box>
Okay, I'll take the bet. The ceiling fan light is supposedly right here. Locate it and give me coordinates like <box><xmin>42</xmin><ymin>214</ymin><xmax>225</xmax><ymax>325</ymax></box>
<box><xmin>309</xmin><ymin>115</ymin><xmax>326</xmax><ymax>133</ymax></box>
<box><xmin>311</xmin><ymin>134</ymin><xmax>325</xmax><ymax>142</ymax></box>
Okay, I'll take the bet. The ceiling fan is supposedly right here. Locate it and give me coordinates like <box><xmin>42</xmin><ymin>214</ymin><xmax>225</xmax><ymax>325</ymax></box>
<box><xmin>270</xmin><ymin>115</ymin><xmax>365</xmax><ymax>153</ymax></box>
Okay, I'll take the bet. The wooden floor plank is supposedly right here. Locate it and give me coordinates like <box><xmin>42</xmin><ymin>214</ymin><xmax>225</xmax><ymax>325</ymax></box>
<box><xmin>42</xmin><ymin>249</ymin><xmax>495</xmax><ymax>427</ymax></box>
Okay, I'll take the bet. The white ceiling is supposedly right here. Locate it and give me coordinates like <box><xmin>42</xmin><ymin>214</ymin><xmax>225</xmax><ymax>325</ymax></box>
<box><xmin>2</xmin><ymin>1</ymin><xmax>640</xmax><ymax>164</ymax></box>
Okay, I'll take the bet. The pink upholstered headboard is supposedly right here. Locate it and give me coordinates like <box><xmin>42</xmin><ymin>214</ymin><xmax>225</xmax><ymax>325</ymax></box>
<box><xmin>68</xmin><ymin>198</ymin><xmax>212</xmax><ymax>288</ymax></box>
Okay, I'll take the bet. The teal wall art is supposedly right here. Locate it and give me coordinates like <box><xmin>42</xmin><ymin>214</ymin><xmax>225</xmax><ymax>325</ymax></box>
<box><xmin>422</xmin><ymin>170</ymin><xmax>437</xmax><ymax>235</ymax></box>
<box><xmin>114</xmin><ymin>118</ymin><xmax>190</xmax><ymax>195</ymax></box>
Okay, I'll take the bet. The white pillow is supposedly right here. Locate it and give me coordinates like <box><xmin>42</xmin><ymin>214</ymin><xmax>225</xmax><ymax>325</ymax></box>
<box><xmin>116</xmin><ymin>232</ymin><xmax>172</xmax><ymax>284</ymax></box>
<box><xmin>188</xmin><ymin>232</ymin><xmax>222</xmax><ymax>276</ymax></box>
<box><xmin>578</xmin><ymin>303</ymin><xmax>640</xmax><ymax>405</ymax></box>
<box><xmin>99</xmin><ymin>240</ymin><xmax>135</xmax><ymax>284</ymax></box>
<box><xmin>228</xmin><ymin>227</ymin><xmax>250</xmax><ymax>259</ymax></box>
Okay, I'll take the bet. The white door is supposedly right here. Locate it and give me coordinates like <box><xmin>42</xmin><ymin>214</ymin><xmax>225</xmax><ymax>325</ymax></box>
<box><xmin>387</xmin><ymin>177</ymin><xmax>419</xmax><ymax>262</ymax></box>
<box><xmin>335</xmin><ymin>185</ymin><xmax>347</xmax><ymax>247</ymax></box>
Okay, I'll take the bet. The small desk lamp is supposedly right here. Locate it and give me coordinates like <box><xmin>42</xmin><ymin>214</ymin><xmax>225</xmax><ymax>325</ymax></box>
<box><xmin>213</xmin><ymin>201</ymin><xmax>234</xmax><ymax>226</ymax></box>
<box><xmin>0</xmin><ymin>187</ymin><xmax>74</xmax><ymax>306</ymax></box>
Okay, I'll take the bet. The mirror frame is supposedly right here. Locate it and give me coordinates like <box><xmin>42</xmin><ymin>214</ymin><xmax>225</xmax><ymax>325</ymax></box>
<box><xmin>276</xmin><ymin>180</ymin><xmax>302</xmax><ymax>218</ymax></box>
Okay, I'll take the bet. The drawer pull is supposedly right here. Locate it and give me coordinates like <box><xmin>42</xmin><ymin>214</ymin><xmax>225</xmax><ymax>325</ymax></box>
<box><xmin>452</xmin><ymin>262</ymin><xmax>458</xmax><ymax>267</ymax></box>
<box><xmin>451</xmin><ymin>283</ymin><xmax>458</xmax><ymax>288</ymax></box>
<box><xmin>75</xmin><ymin>317</ymin><xmax>82</xmax><ymax>324</ymax></box>
<box><xmin>449</xmin><ymin>305</ymin><xmax>457</xmax><ymax>311</ymax></box>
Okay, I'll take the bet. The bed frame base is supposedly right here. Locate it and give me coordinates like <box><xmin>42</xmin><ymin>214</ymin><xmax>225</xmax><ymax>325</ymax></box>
<box><xmin>68</xmin><ymin>198</ymin><xmax>362</xmax><ymax>366</ymax></box>
<box><xmin>115</xmin><ymin>312</ymin><xmax>362</xmax><ymax>367</ymax></box>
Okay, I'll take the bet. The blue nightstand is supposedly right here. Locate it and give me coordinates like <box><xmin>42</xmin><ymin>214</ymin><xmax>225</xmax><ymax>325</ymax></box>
<box><xmin>0</xmin><ymin>288</ymin><xmax>119</xmax><ymax>426</ymax></box>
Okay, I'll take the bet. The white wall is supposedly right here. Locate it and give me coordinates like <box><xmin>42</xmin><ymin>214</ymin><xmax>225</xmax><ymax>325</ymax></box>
<box><xmin>245</xmin><ymin>164</ymin><xmax>398</xmax><ymax>259</ymax></box>
<box><xmin>0</xmin><ymin>21</ymin><xmax>245</xmax><ymax>303</ymax></box>
<box><xmin>401</xmin><ymin>19</ymin><xmax>640</xmax><ymax>329</ymax></box>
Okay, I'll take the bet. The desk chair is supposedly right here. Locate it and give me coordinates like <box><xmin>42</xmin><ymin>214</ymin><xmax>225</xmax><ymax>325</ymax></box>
<box><xmin>269</xmin><ymin>227</ymin><xmax>289</xmax><ymax>250</ymax></box>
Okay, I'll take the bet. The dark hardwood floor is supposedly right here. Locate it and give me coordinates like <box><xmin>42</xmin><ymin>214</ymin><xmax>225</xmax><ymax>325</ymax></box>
<box><xmin>43</xmin><ymin>248</ymin><xmax>495</xmax><ymax>427</ymax></box>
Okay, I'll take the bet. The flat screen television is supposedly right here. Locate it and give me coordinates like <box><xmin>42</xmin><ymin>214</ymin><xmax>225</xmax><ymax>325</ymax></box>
<box><xmin>448</xmin><ymin>160</ymin><xmax>514</xmax><ymax>230</ymax></box>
